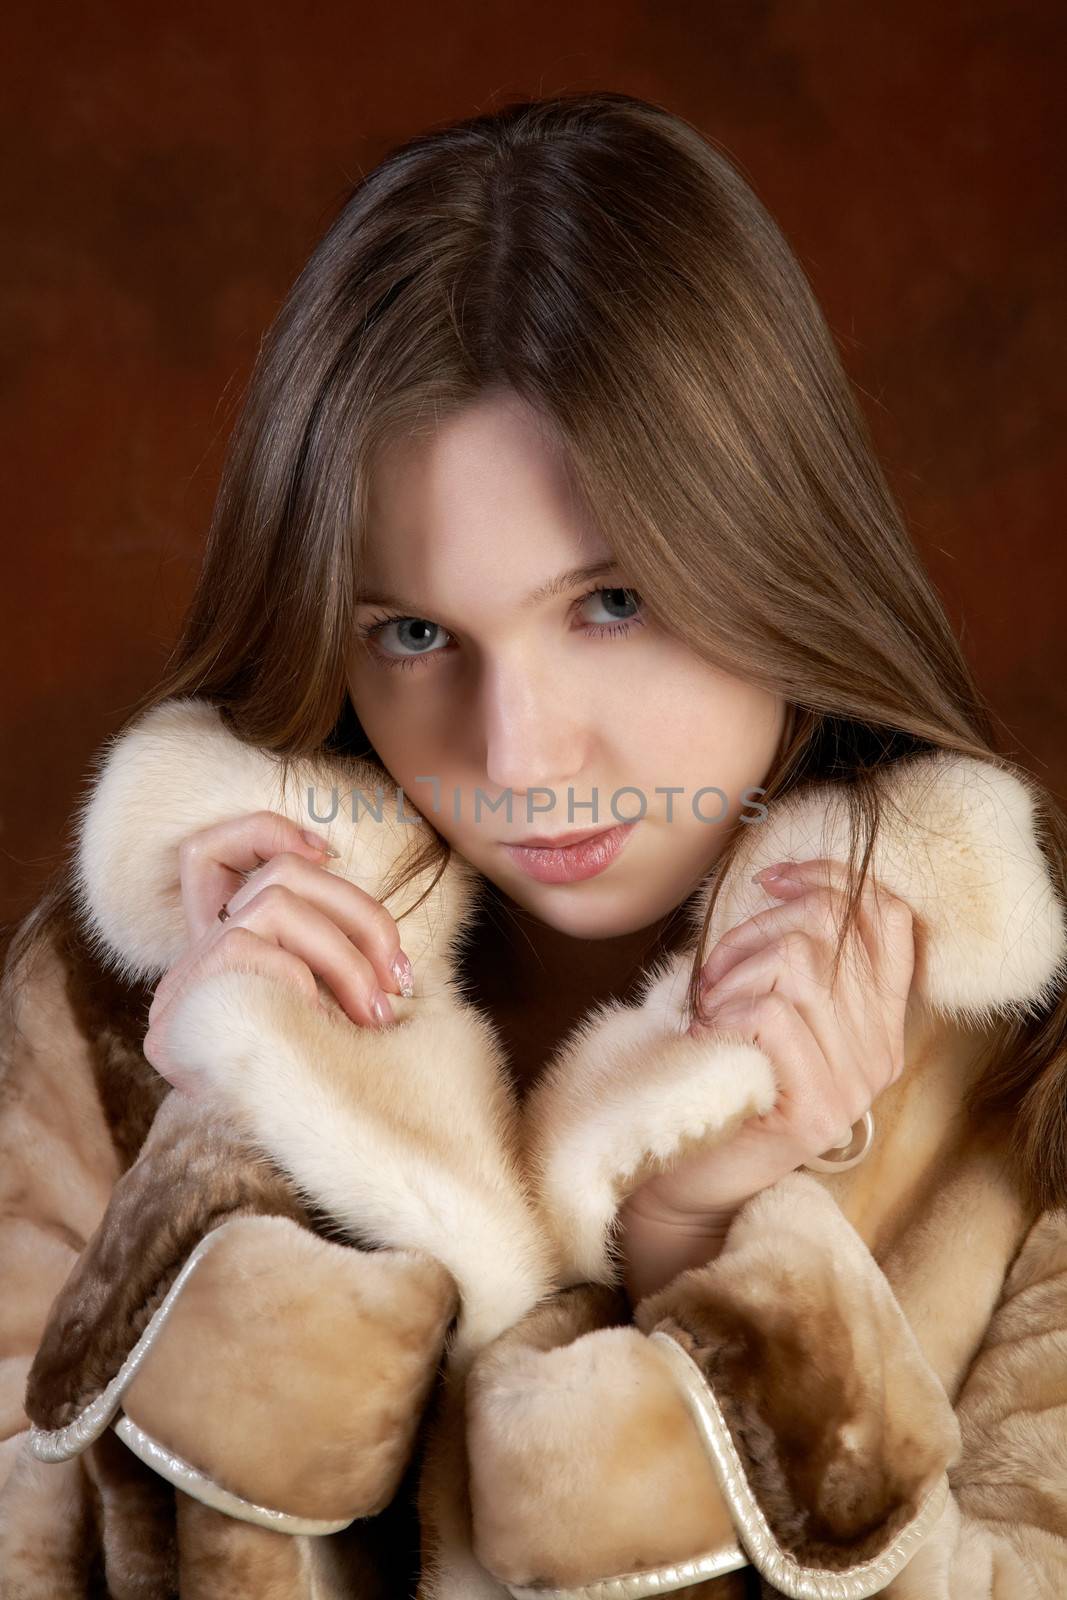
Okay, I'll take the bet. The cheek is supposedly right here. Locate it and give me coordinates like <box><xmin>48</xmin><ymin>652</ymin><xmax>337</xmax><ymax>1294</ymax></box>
<box><xmin>620</xmin><ymin>678</ymin><xmax>783</xmax><ymax>830</ymax></box>
<box><xmin>346</xmin><ymin>675</ymin><xmax>466</xmax><ymax>835</ymax></box>
<box><xmin>347</xmin><ymin>663</ymin><xmax>433</xmax><ymax>760</ymax></box>
<box><xmin>669</xmin><ymin>674</ymin><xmax>782</xmax><ymax>771</ymax></box>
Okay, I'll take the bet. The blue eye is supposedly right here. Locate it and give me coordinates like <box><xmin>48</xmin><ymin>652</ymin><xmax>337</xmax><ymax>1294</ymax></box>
<box><xmin>357</xmin><ymin>585</ymin><xmax>645</xmax><ymax>672</ymax></box>
<box><xmin>372</xmin><ymin>617</ymin><xmax>447</xmax><ymax>662</ymax></box>
<box><xmin>579</xmin><ymin>587</ymin><xmax>643</xmax><ymax>633</ymax></box>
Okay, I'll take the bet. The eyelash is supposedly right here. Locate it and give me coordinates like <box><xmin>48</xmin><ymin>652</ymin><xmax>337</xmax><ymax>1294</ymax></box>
<box><xmin>355</xmin><ymin>586</ymin><xmax>646</xmax><ymax>673</ymax></box>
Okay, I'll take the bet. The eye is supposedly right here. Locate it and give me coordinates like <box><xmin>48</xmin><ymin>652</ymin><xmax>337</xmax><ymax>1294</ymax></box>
<box><xmin>355</xmin><ymin>614</ymin><xmax>452</xmax><ymax>672</ymax></box>
<box><xmin>576</xmin><ymin>586</ymin><xmax>645</xmax><ymax>639</ymax></box>
<box><xmin>354</xmin><ymin>584</ymin><xmax>646</xmax><ymax>673</ymax></box>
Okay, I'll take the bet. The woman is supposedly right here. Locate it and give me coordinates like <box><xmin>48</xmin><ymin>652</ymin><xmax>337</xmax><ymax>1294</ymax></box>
<box><xmin>1</xmin><ymin>90</ymin><xmax>1065</xmax><ymax>1599</ymax></box>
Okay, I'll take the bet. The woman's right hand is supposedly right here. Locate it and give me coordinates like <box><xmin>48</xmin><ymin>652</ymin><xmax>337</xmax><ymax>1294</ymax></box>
<box><xmin>143</xmin><ymin>810</ymin><xmax>415</xmax><ymax>1095</ymax></box>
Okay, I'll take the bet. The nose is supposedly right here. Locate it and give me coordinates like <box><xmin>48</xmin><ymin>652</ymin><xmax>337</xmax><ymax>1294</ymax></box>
<box><xmin>479</xmin><ymin>652</ymin><xmax>586</xmax><ymax>799</ymax></box>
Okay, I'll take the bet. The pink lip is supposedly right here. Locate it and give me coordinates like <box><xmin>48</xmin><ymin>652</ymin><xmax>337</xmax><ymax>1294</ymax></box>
<box><xmin>511</xmin><ymin>825</ymin><xmax>611</xmax><ymax>848</ymax></box>
<box><xmin>502</xmin><ymin>822</ymin><xmax>639</xmax><ymax>884</ymax></box>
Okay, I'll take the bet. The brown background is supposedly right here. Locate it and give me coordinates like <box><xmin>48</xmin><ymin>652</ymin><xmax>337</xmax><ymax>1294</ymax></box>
<box><xmin>3</xmin><ymin>1</ymin><xmax>1064</xmax><ymax>932</ymax></box>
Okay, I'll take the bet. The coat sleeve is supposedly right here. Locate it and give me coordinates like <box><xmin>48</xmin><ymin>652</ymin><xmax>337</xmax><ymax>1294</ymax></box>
<box><xmin>21</xmin><ymin>1114</ymin><xmax>460</xmax><ymax>1536</ymax></box>
<box><xmin>0</xmin><ymin>904</ymin><xmax>122</xmax><ymax>1499</ymax></box>
<box><xmin>895</xmin><ymin>1200</ymin><xmax>1067</xmax><ymax>1599</ymax></box>
<box><xmin>630</xmin><ymin>1173</ymin><xmax>1067</xmax><ymax>1600</ymax></box>
<box><xmin>0</xmin><ymin>897</ymin><xmax>463</xmax><ymax>1577</ymax></box>
<box><xmin>0</xmin><ymin>906</ymin><xmax>463</xmax><ymax>1543</ymax></box>
<box><xmin>465</xmin><ymin>1173</ymin><xmax>1067</xmax><ymax>1600</ymax></box>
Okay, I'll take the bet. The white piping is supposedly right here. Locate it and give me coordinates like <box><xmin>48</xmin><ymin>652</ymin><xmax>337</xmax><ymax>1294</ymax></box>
<box><xmin>27</xmin><ymin>1215</ymin><xmax>252</xmax><ymax>1463</ymax></box>
<box><xmin>112</xmin><ymin>1414</ymin><xmax>354</xmax><ymax>1536</ymax></box>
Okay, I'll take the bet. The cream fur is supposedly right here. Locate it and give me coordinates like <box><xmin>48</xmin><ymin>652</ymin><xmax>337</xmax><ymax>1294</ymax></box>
<box><xmin>164</xmin><ymin>969</ymin><xmax>555</xmax><ymax>1364</ymax></box>
<box><xmin>72</xmin><ymin>696</ymin><xmax>555</xmax><ymax>1368</ymax></box>
<box><xmin>690</xmin><ymin>754</ymin><xmax>1067</xmax><ymax>1025</ymax></box>
<box><xmin>523</xmin><ymin>971</ymin><xmax>776</xmax><ymax>1286</ymax></box>
<box><xmin>72</xmin><ymin>693</ymin><xmax>480</xmax><ymax>987</ymax></box>
<box><xmin>523</xmin><ymin>751</ymin><xmax>1067</xmax><ymax>1285</ymax></box>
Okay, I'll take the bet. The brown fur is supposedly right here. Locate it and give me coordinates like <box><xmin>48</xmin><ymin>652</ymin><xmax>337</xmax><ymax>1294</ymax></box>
<box><xmin>80</xmin><ymin>1428</ymin><xmax>179</xmax><ymax>1597</ymax></box>
<box><xmin>121</xmin><ymin>1216</ymin><xmax>457</xmax><ymax>1521</ymax></box>
<box><xmin>465</xmin><ymin>1287</ymin><xmax>741</xmax><ymax>1587</ymax></box>
<box><xmin>1</xmin><ymin>905</ymin><xmax>455</xmax><ymax>1597</ymax></box>
<box><xmin>53</xmin><ymin>883</ymin><xmax>168</xmax><ymax>1173</ymax></box>
<box><xmin>25</xmin><ymin>1091</ymin><xmax>312</xmax><ymax>1430</ymax></box>
<box><xmin>643</xmin><ymin>1284</ymin><xmax>948</xmax><ymax>1574</ymax></box>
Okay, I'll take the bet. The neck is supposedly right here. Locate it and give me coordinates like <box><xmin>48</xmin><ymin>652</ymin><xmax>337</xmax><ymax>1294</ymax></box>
<box><xmin>462</xmin><ymin>881</ymin><xmax>699</xmax><ymax>1016</ymax></box>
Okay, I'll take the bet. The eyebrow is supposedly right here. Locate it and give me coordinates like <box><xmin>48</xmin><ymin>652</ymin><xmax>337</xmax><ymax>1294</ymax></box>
<box><xmin>353</xmin><ymin>558</ymin><xmax>622</xmax><ymax>614</ymax></box>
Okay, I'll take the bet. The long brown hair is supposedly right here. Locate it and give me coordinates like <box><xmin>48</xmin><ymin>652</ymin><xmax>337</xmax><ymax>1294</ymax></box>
<box><xmin>27</xmin><ymin>90</ymin><xmax>1067</xmax><ymax>1212</ymax></box>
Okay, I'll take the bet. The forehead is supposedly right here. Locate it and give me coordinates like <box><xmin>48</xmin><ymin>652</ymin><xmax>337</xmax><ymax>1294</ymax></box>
<box><xmin>360</xmin><ymin>392</ymin><xmax>611</xmax><ymax>597</ymax></box>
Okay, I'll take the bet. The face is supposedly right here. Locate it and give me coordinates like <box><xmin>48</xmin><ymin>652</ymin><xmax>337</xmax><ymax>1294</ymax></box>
<box><xmin>346</xmin><ymin>389</ymin><xmax>787</xmax><ymax>941</ymax></box>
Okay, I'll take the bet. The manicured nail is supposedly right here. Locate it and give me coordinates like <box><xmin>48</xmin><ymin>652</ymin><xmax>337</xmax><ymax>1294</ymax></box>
<box><xmin>753</xmin><ymin>863</ymin><xmax>807</xmax><ymax>899</ymax></box>
<box><xmin>302</xmin><ymin>829</ymin><xmax>340</xmax><ymax>858</ymax></box>
<box><xmin>371</xmin><ymin>989</ymin><xmax>395</xmax><ymax>1028</ymax></box>
<box><xmin>752</xmin><ymin>861</ymin><xmax>795</xmax><ymax>884</ymax></box>
<box><xmin>391</xmin><ymin>950</ymin><xmax>415</xmax><ymax>998</ymax></box>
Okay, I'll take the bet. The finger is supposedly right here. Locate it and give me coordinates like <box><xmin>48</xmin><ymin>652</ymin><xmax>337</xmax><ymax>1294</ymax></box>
<box><xmin>701</xmin><ymin>930</ymin><xmax>824</xmax><ymax>1016</ymax></box>
<box><xmin>698</xmin><ymin>932</ymin><xmax>881</xmax><ymax>1112</ymax></box>
<box><xmin>178</xmin><ymin>810</ymin><xmax>335</xmax><ymax>943</ymax></box>
<box><xmin>700</xmin><ymin>871</ymin><xmax>857</xmax><ymax>994</ymax></box>
<box><xmin>148</xmin><ymin>928</ymin><xmax>220</xmax><ymax>1025</ymax></box>
<box><xmin>756</xmin><ymin>857</ymin><xmax>915</xmax><ymax>1007</ymax></box>
<box><xmin>222</xmin><ymin>882</ymin><xmax>397</xmax><ymax>1030</ymax></box>
<box><xmin>166</xmin><ymin>925</ymin><xmax>322</xmax><ymax>1020</ymax></box>
<box><xmin>221</xmin><ymin>852</ymin><xmax>411</xmax><ymax>998</ymax></box>
<box><xmin>692</xmin><ymin>988</ymin><xmax>855</xmax><ymax>1158</ymax></box>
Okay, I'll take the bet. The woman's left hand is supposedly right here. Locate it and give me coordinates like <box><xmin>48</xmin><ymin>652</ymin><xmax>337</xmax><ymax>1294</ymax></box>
<box><xmin>622</xmin><ymin>857</ymin><xmax>916</xmax><ymax>1229</ymax></box>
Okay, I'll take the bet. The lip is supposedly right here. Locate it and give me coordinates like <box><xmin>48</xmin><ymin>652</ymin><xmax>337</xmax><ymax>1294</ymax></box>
<box><xmin>511</xmin><ymin>825</ymin><xmax>612</xmax><ymax>848</ymax></box>
<box><xmin>501</xmin><ymin>822</ymin><xmax>639</xmax><ymax>884</ymax></box>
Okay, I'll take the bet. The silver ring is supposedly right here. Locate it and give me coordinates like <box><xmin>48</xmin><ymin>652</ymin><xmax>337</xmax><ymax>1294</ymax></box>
<box><xmin>802</xmin><ymin>1109</ymin><xmax>875</xmax><ymax>1172</ymax></box>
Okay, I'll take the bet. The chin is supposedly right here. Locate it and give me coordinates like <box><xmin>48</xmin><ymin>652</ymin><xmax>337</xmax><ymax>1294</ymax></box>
<box><xmin>510</xmin><ymin>884</ymin><xmax>669</xmax><ymax>942</ymax></box>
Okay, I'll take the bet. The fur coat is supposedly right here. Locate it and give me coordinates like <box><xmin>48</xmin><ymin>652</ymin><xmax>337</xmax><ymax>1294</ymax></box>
<box><xmin>1</xmin><ymin>694</ymin><xmax>1066</xmax><ymax>1600</ymax></box>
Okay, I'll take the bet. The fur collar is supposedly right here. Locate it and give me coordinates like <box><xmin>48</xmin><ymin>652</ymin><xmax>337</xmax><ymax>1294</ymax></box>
<box><xmin>72</xmin><ymin>694</ymin><xmax>1066</xmax><ymax>1306</ymax></box>
<box><xmin>75</xmin><ymin>696</ymin><xmax>1065</xmax><ymax>1016</ymax></box>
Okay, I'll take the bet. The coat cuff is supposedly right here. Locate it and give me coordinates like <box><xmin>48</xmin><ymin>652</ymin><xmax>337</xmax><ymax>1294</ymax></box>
<box><xmin>26</xmin><ymin>1212</ymin><xmax>457</xmax><ymax>1531</ymax></box>
<box><xmin>467</xmin><ymin>1176</ymin><xmax>962</xmax><ymax>1600</ymax></box>
<box><xmin>630</xmin><ymin>1173</ymin><xmax>962</xmax><ymax>1597</ymax></box>
<box><xmin>466</xmin><ymin>1283</ymin><xmax>750</xmax><ymax>1597</ymax></box>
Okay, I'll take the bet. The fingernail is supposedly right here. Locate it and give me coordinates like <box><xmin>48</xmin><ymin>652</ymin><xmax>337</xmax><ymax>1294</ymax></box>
<box><xmin>371</xmin><ymin>989</ymin><xmax>395</xmax><ymax>1028</ymax></box>
<box><xmin>391</xmin><ymin>950</ymin><xmax>415</xmax><ymax>998</ymax></box>
<box><xmin>752</xmin><ymin>861</ymin><xmax>795</xmax><ymax>884</ymax></box>
<box><xmin>753</xmin><ymin>864</ymin><xmax>807</xmax><ymax>900</ymax></box>
<box><xmin>761</xmin><ymin>878</ymin><xmax>804</xmax><ymax>899</ymax></box>
<box><xmin>302</xmin><ymin>829</ymin><xmax>340</xmax><ymax>858</ymax></box>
